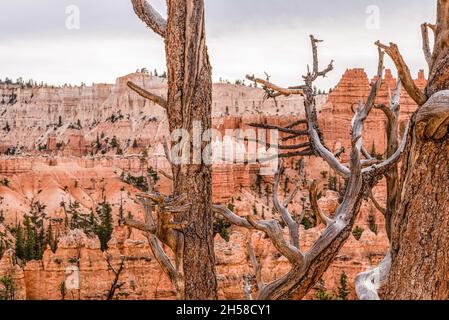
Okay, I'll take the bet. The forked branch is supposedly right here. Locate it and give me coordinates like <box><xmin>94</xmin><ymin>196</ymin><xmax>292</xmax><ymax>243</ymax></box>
<box><xmin>124</xmin><ymin>194</ymin><xmax>185</xmax><ymax>298</ymax></box>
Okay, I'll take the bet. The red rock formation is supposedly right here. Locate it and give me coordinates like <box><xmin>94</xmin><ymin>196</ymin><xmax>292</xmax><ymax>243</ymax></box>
<box><xmin>320</xmin><ymin>68</ymin><xmax>426</xmax><ymax>159</ymax></box>
<box><xmin>0</xmin><ymin>68</ymin><xmax>409</xmax><ymax>300</ymax></box>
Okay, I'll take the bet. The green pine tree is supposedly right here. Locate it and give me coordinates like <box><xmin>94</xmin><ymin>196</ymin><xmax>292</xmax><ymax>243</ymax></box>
<box><xmin>23</xmin><ymin>216</ymin><xmax>37</xmax><ymax>261</ymax></box>
<box><xmin>47</xmin><ymin>223</ymin><xmax>58</xmax><ymax>253</ymax></box>
<box><xmin>15</xmin><ymin>223</ymin><xmax>25</xmax><ymax>261</ymax></box>
<box><xmin>95</xmin><ymin>201</ymin><xmax>113</xmax><ymax>251</ymax></box>
<box><xmin>338</xmin><ymin>272</ymin><xmax>350</xmax><ymax>300</ymax></box>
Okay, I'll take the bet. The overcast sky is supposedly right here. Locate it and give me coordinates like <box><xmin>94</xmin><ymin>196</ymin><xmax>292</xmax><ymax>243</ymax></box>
<box><xmin>0</xmin><ymin>0</ymin><xmax>437</xmax><ymax>89</ymax></box>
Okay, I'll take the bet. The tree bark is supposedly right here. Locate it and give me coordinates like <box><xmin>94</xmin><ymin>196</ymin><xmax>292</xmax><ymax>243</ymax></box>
<box><xmin>383</xmin><ymin>0</ymin><xmax>449</xmax><ymax>299</ymax></box>
<box><xmin>165</xmin><ymin>0</ymin><xmax>217</xmax><ymax>300</ymax></box>
<box><xmin>383</xmin><ymin>93</ymin><xmax>449</xmax><ymax>300</ymax></box>
<box><xmin>427</xmin><ymin>0</ymin><xmax>449</xmax><ymax>97</ymax></box>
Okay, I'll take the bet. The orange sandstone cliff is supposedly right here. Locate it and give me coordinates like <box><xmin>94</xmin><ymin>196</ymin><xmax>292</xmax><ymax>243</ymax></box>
<box><xmin>0</xmin><ymin>68</ymin><xmax>424</xmax><ymax>300</ymax></box>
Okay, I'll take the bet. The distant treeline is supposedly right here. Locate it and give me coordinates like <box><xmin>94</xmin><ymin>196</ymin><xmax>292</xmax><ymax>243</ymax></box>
<box><xmin>0</xmin><ymin>77</ymin><xmax>41</xmax><ymax>88</ymax></box>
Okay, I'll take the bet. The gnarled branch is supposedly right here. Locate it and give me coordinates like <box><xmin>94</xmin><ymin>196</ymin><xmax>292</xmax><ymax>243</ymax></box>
<box><xmin>131</xmin><ymin>0</ymin><xmax>167</xmax><ymax>38</ymax></box>
<box><xmin>375</xmin><ymin>41</ymin><xmax>428</xmax><ymax>106</ymax></box>
<box><xmin>272</xmin><ymin>161</ymin><xmax>301</xmax><ymax>248</ymax></box>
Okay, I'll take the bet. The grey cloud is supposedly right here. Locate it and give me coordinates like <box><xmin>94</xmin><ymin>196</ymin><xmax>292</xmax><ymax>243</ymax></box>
<box><xmin>0</xmin><ymin>0</ymin><xmax>438</xmax><ymax>87</ymax></box>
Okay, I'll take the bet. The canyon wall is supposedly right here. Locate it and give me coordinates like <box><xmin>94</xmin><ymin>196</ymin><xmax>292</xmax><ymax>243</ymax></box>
<box><xmin>320</xmin><ymin>68</ymin><xmax>425</xmax><ymax>158</ymax></box>
<box><xmin>0</xmin><ymin>68</ymin><xmax>425</xmax><ymax>300</ymax></box>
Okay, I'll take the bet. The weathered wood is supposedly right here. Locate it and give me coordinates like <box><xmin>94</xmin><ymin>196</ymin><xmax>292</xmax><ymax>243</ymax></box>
<box><xmin>217</xmin><ymin>39</ymin><xmax>395</xmax><ymax>300</ymax></box>
<box><xmin>130</xmin><ymin>0</ymin><xmax>217</xmax><ymax>300</ymax></box>
<box><xmin>380</xmin><ymin>1</ymin><xmax>449</xmax><ymax>300</ymax></box>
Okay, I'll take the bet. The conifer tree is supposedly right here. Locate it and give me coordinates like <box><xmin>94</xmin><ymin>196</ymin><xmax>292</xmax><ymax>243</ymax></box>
<box><xmin>95</xmin><ymin>201</ymin><xmax>113</xmax><ymax>251</ymax></box>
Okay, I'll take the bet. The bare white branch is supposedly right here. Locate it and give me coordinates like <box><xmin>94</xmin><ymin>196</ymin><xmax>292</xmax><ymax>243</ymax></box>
<box><xmin>273</xmin><ymin>161</ymin><xmax>300</xmax><ymax>248</ymax></box>
<box><xmin>356</xmin><ymin>251</ymin><xmax>391</xmax><ymax>300</ymax></box>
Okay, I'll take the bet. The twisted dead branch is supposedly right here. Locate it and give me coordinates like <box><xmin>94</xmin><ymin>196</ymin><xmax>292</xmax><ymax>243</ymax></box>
<box><xmin>124</xmin><ymin>192</ymin><xmax>187</xmax><ymax>298</ymax></box>
<box><xmin>215</xmin><ymin>36</ymin><xmax>409</xmax><ymax>300</ymax></box>
<box><xmin>106</xmin><ymin>255</ymin><xmax>126</xmax><ymax>300</ymax></box>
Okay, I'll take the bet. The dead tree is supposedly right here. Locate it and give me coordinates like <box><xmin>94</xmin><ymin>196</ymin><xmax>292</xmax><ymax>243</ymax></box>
<box><xmin>355</xmin><ymin>81</ymin><xmax>402</xmax><ymax>300</ymax></box>
<box><xmin>214</xmin><ymin>36</ymin><xmax>408</xmax><ymax>300</ymax></box>
<box><xmin>360</xmin><ymin>0</ymin><xmax>449</xmax><ymax>300</ymax></box>
<box><xmin>105</xmin><ymin>255</ymin><xmax>126</xmax><ymax>300</ymax></box>
<box><xmin>126</xmin><ymin>0</ymin><xmax>217</xmax><ymax>299</ymax></box>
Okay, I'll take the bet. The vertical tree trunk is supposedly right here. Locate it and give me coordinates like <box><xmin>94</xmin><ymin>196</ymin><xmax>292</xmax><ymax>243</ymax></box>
<box><xmin>165</xmin><ymin>0</ymin><xmax>217</xmax><ymax>300</ymax></box>
<box><xmin>383</xmin><ymin>0</ymin><xmax>449</xmax><ymax>299</ymax></box>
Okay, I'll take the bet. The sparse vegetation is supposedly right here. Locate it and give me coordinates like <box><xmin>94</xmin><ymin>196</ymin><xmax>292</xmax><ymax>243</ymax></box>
<box><xmin>1</xmin><ymin>178</ymin><xmax>9</xmax><ymax>187</ymax></box>
<box><xmin>0</xmin><ymin>275</ymin><xmax>16</xmax><ymax>300</ymax></box>
<box><xmin>368</xmin><ymin>214</ymin><xmax>378</xmax><ymax>235</ymax></box>
<box><xmin>315</xmin><ymin>279</ymin><xmax>336</xmax><ymax>300</ymax></box>
<box><xmin>213</xmin><ymin>218</ymin><xmax>232</xmax><ymax>242</ymax></box>
<box><xmin>337</xmin><ymin>272</ymin><xmax>349</xmax><ymax>300</ymax></box>
<box><xmin>122</xmin><ymin>173</ymin><xmax>148</xmax><ymax>192</ymax></box>
<box><xmin>352</xmin><ymin>226</ymin><xmax>364</xmax><ymax>241</ymax></box>
<box><xmin>14</xmin><ymin>201</ymin><xmax>47</xmax><ymax>263</ymax></box>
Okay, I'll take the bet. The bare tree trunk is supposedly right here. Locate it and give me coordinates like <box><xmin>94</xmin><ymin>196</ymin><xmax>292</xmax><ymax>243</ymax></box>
<box><xmin>384</xmin><ymin>97</ymin><xmax>449</xmax><ymax>300</ymax></box>
<box><xmin>164</xmin><ymin>0</ymin><xmax>217</xmax><ymax>300</ymax></box>
<box><xmin>129</xmin><ymin>0</ymin><xmax>217</xmax><ymax>300</ymax></box>
<box><xmin>381</xmin><ymin>0</ymin><xmax>449</xmax><ymax>299</ymax></box>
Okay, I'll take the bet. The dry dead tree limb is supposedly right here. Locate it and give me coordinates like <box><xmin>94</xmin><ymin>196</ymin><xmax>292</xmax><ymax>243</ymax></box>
<box><xmin>309</xmin><ymin>181</ymin><xmax>332</xmax><ymax>227</ymax></box>
<box><xmin>247</xmin><ymin>235</ymin><xmax>265</xmax><ymax>292</ymax></box>
<box><xmin>355</xmin><ymin>250</ymin><xmax>391</xmax><ymax>300</ymax></box>
<box><xmin>374</xmin><ymin>80</ymin><xmax>401</xmax><ymax>237</ymax></box>
<box><xmin>215</xmin><ymin>36</ymin><xmax>407</xmax><ymax>300</ymax></box>
<box><xmin>127</xmin><ymin>81</ymin><xmax>168</xmax><ymax>109</ymax></box>
<box><xmin>272</xmin><ymin>161</ymin><xmax>301</xmax><ymax>248</ymax></box>
<box><xmin>123</xmin><ymin>218</ymin><xmax>156</xmax><ymax>233</ymax></box>
<box><xmin>361</xmin><ymin>145</ymin><xmax>374</xmax><ymax>160</ymax></box>
<box><xmin>303</xmin><ymin>35</ymin><xmax>335</xmax><ymax>84</ymax></box>
<box><xmin>257</xmin><ymin>149</ymin><xmax>314</xmax><ymax>163</ymax></box>
<box><xmin>281</xmin><ymin>134</ymin><xmax>305</xmax><ymax>142</ymax></box>
<box><xmin>243</xmin><ymin>98</ymin><xmax>367</xmax><ymax>300</ymax></box>
<box><xmin>368</xmin><ymin>189</ymin><xmax>386</xmax><ymax>217</ymax></box>
<box><xmin>106</xmin><ymin>255</ymin><xmax>126</xmax><ymax>300</ymax></box>
<box><xmin>248</xmin><ymin>123</ymin><xmax>308</xmax><ymax>136</ymax></box>
<box><xmin>285</xmin><ymin>119</ymin><xmax>308</xmax><ymax>128</ymax></box>
<box><xmin>422</xmin><ymin>23</ymin><xmax>434</xmax><ymax>68</ymax></box>
<box><xmin>283</xmin><ymin>160</ymin><xmax>304</xmax><ymax>207</ymax></box>
<box><xmin>131</xmin><ymin>0</ymin><xmax>167</xmax><ymax>38</ymax></box>
<box><xmin>243</xmin><ymin>276</ymin><xmax>254</xmax><ymax>300</ymax></box>
<box><xmin>375</xmin><ymin>41</ymin><xmax>428</xmax><ymax>106</ymax></box>
<box><xmin>246</xmin><ymin>75</ymin><xmax>305</xmax><ymax>97</ymax></box>
<box><xmin>237</xmin><ymin>136</ymin><xmax>310</xmax><ymax>151</ymax></box>
<box><xmin>124</xmin><ymin>194</ymin><xmax>186</xmax><ymax>298</ymax></box>
<box><xmin>356</xmin><ymin>80</ymin><xmax>403</xmax><ymax>300</ymax></box>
